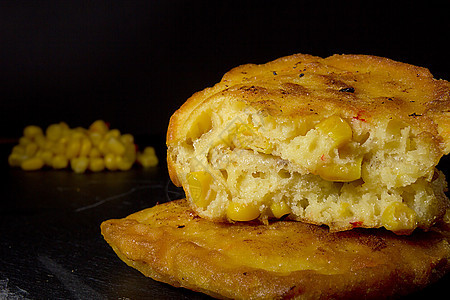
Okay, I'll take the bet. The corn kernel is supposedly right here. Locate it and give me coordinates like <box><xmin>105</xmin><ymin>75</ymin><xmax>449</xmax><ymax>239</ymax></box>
<box><xmin>19</xmin><ymin>136</ymin><xmax>32</xmax><ymax>146</ymax></box>
<box><xmin>115</xmin><ymin>155</ymin><xmax>133</xmax><ymax>171</ymax></box>
<box><xmin>21</xmin><ymin>157</ymin><xmax>44</xmax><ymax>171</ymax></box>
<box><xmin>270</xmin><ymin>201</ymin><xmax>291</xmax><ymax>218</ymax></box>
<box><xmin>227</xmin><ymin>201</ymin><xmax>260</xmax><ymax>222</ymax></box>
<box><xmin>106</xmin><ymin>137</ymin><xmax>126</xmax><ymax>156</ymax></box>
<box><xmin>70</xmin><ymin>157</ymin><xmax>89</xmax><ymax>173</ymax></box>
<box><xmin>8</xmin><ymin>153</ymin><xmax>26</xmax><ymax>167</ymax></box>
<box><xmin>186</xmin><ymin>171</ymin><xmax>216</xmax><ymax>208</ymax></box>
<box><xmin>46</xmin><ymin>123</ymin><xmax>63</xmax><ymax>141</ymax></box>
<box><xmin>316</xmin><ymin>115</ymin><xmax>353</xmax><ymax>148</ymax></box>
<box><xmin>65</xmin><ymin>138</ymin><xmax>81</xmax><ymax>159</ymax></box>
<box><xmin>39</xmin><ymin>150</ymin><xmax>54</xmax><ymax>166</ymax></box>
<box><xmin>52</xmin><ymin>141</ymin><xmax>66</xmax><ymax>155</ymax></box>
<box><xmin>143</xmin><ymin>146</ymin><xmax>156</xmax><ymax>155</ymax></box>
<box><xmin>120</xmin><ymin>133</ymin><xmax>134</xmax><ymax>145</ymax></box>
<box><xmin>104</xmin><ymin>153</ymin><xmax>118</xmax><ymax>171</ymax></box>
<box><xmin>25</xmin><ymin>142</ymin><xmax>38</xmax><ymax>157</ymax></box>
<box><xmin>381</xmin><ymin>202</ymin><xmax>417</xmax><ymax>234</ymax></box>
<box><xmin>104</xmin><ymin>129</ymin><xmax>121</xmax><ymax>140</ymax></box>
<box><xmin>232</xmin><ymin>124</ymin><xmax>272</xmax><ymax>154</ymax></box>
<box><xmin>89</xmin><ymin>157</ymin><xmax>105</xmax><ymax>172</ymax></box>
<box><xmin>89</xmin><ymin>131</ymin><xmax>103</xmax><ymax>146</ymax></box>
<box><xmin>23</xmin><ymin>125</ymin><xmax>43</xmax><ymax>139</ymax></box>
<box><xmin>79</xmin><ymin>137</ymin><xmax>92</xmax><ymax>157</ymax></box>
<box><xmin>88</xmin><ymin>147</ymin><xmax>101</xmax><ymax>158</ymax></box>
<box><xmin>137</xmin><ymin>152</ymin><xmax>159</xmax><ymax>167</ymax></box>
<box><xmin>316</xmin><ymin>156</ymin><xmax>363</xmax><ymax>182</ymax></box>
<box><xmin>12</xmin><ymin>145</ymin><xmax>25</xmax><ymax>155</ymax></box>
<box><xmin>34</xmin><ymin>135</ymin><xmax>47</xmax><ymax>149</ymax></box>
<box><xmin>89</xmin><ymin>120</ymin><xmax>109</xmax><ymax>135</ymax></box>
<box><xmin>52</xmin><ymin>155</ymin><xmax>69</xmax><ymax>169</ymax></box>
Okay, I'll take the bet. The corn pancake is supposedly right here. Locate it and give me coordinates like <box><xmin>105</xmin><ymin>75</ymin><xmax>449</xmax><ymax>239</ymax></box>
<box><xmin>101</xmin><ymin>199</ymin><xmax>450</xmax><ymax>299</ymax></box>
<box><xmin>166</xmin><ymin>53</ymin><xmax>450</xmax><ymax>234</ymax></box>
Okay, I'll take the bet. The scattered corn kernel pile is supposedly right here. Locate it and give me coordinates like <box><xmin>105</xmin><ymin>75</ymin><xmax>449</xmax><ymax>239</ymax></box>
<box><xmin>8</xmin><ymin>120</ymin><xmax>158</xmax><ymax>173</ymax></box>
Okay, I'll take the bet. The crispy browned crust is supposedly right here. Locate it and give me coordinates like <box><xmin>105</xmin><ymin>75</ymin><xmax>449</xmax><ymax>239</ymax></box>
<box><xmin>166</xmin><ymin>54</ymin><xmax>450</xmax><ymax>186</ymax></box>
<box><xmin>101</xmin><ymin>199</ymin><xmax>450</xmax><ymax>299</ymax></box>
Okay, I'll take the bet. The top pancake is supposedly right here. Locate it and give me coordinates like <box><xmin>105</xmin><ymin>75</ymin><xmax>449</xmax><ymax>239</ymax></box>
<box><xmin>167</xmin><ymin>54</ymin><xmax>450</xmax><ymax>176</ymax></box>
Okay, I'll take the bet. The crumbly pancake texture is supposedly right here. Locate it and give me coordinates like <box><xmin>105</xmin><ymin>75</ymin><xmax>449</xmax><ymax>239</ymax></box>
<box><xmin>166</xmin><ymin>53</ymin><xmax>450</xmax><ymax>234</ymax></box>
<box><xmin>101</xmin><ymin>199</ymin><xmax>450</xmax><ymax>299</ymax></box>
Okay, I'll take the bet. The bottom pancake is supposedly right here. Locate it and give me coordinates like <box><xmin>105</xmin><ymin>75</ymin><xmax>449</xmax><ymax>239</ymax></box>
<box><xmin>101</xmin><ymin>199</ymin><xmax>450</xmax><ymax>299</ymax></box>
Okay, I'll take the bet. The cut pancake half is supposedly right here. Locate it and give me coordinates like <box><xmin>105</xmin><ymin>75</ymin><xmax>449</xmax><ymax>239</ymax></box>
<box><xmin>167</xmin><ymin>54</ymin><xmax>450</xmax><ymax>234</ymax></box>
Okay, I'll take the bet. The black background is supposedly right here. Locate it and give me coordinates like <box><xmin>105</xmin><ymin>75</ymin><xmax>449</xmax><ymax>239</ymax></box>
<box><xmin>0</xmin><ymin>1</ymin><xmax>449</xmax><ymax>299</ymax></box>
<box><xmin>1</xmin><ymin>1</ymin><xmax>449</xmax><ymax>140</ymax></box>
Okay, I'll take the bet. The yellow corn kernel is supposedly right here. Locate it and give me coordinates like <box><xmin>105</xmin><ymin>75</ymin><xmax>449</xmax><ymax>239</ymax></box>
<box><xmin>21</xmin><ymin>157</ymin><xmax>45</xmax><ymax>171</ymax></box>
<box><xmin>233</xmin><ymin>124</ymin><xmax>272</xmax><ymax>154</ymax></box>
<box><xmin>270</xmin><ymin>201</ymin><xmax>291</xmax><ymax>218</ymax></box>
<box><xmin>8</xmin><ymin>153</ymin><xmax>26</xmax><ymax>167</ymax></box>
<box><xmin>70</xmin><ymin>157</ymin><xmax>89</xmax><ymax>173</ymax></box>
<box><xmin>120</xmin><ymin>133</ymin><xmax>134</xmax><ymax>145</ymax></box>
<box><xmin>137</xmin><ymin>152</ymin><xmax>159</xmax><ymax>167</ymax></box>
<box><xmin>34</xmin><ymin>135</ymin><xmax>47</xmax><ymax>149</ymax></box>
<box><xmin>12</xmin><ymin>145</ymin><xmax>25</xmax><ymax>155</ymax></box>
<box><xmin>89</xmin><ymin>157</ymin><xmax>105</xmax><ymax>172</ymax></box>
<box><xmin>46</xmin><ymin>123</ymin><xmax>63</xmax><ymax>141</ymax></box>
<box><xmin>89</xmin><ymin>131</ymin><xmax>103</xmax><ymax>146</ymax></box>
<box><xmin>143</xmin><ymin>146</ymin><xmax>156</xmax><ymax>156</ymax></box>
<box><xmin>315</xmin><ymin>115</ymin><xmax>353</xmax><ymax>148</ymax></box>
<box><xmin>104</xmin><ymin>129</ymin><xmax>121</xmax><ymax>140</ymax></box>
<box><xmin>104</xmin><ymin>153</ymin><xmax>118</xmax><ymax>171</ymax></box>
<box><xmin>52</xmin><ymin>155</ymin><xmax>69</xmax><ymax>169</ymax></box>
<box><xmin>25</xmin><ymin>142</ymin><xmax>38</xmax><ymax>157</ymax></box>
<box><xmin>79</xmin><ymin>137</ymin><xmax>92</xmax><ymax>157</ymax></box>
<box><xmin>88</xmin><ymin>147</ymin><xmax>101</xmax><ymax>158</ymax></box>
<box><xmin>39</xmin><ymin>150</ymin><xmax>54</xmax><ymax>166</ymax></box>
<box><xmin>19</xmin><ymin>136</ymin><xmax>32</xmax><ymax>146</ymax></box>
<box><xmin>316</xmin><ymin>156</ymin><xmax>363</xmax><ymax>182</ymax></box>
<box><xmin>115</xmin><ymin>155</ymin><xmax>132</xmax><ymax>171</ymax></box>
<box><xmin>89</xmin><ymin>120</ymin><xmax>109</xmax><ymax>135</ymax></box>
<box><xmin>106</xmin><ymin>137</ymin><xmax>126</xmax><ymax>156</ymax></box>
<box><xmin>227</xmin><ymin>201</ymin><xmax>260</xmax><ymax>222</ymax></box>
<box><xmin>23</xmin><ymin>125</ymin><xmax>43</xmax><ymax>139</ymax></box>
<box><xmin>52</xmin><ymin>141</ymin><xmax>66</xmax><ymax>155</ymax></box>
<box><xmin>186</xmin><ymin>171</ymin><xmax>216</xmax><ymax>208</ymax></box>
<box><xmin>381</xmin><ymin>202</ymin><xmax>417</xmax><ymax>234</ymax></box>
<box><xmin>65</xmin><ymin>138</ymin><xmax>81</xmax><ymax>159</ymax></box>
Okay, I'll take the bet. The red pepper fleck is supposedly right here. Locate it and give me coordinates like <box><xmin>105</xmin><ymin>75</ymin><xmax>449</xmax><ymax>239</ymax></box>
<box><xmin>320</xmin><ymin>154</ymin><xmax>326</xmax><ymax>161</ymax></box>
<box><xmin>350</xmin><ymin>221</ymin><xmax>363</xmax><ymax>227</ymax></box>
<box><xmin>353</xmin><ymin>111</ymin><xmax>366</xmax><ymax>122</ymax></box>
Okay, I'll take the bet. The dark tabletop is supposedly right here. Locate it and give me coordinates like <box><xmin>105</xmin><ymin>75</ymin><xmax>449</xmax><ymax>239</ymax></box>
<box><xmin>1</xmin><ymin>138</ymin><xmax>449</xmax><ymax>299</ymax></box>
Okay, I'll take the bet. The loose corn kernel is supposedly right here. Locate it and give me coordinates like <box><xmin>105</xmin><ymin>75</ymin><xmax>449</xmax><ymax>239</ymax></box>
<box><xmin>46</xmin><ymin>123</ymin><xmax>63</xmax><ymax>141</ymax></box>
<box><xmin>8</xmin><ymin>153</ymin><xmax>25</xmax><ymax>167</ymax></box>
<box><xmin>34</xmin><ymin>135</ymin><xmax>47</xmax><ymax>149</ymax></box>
<box><xmin>270</xmin><ymin>201</ymin><xmax>291</xmax><ymax>218</ymax></box>
<box><xmin>12</xmin><ymin>145</ymin><xmax>25</xmax><ymax>155</ymax></box>
<box><xmin>116</xmin><ymin>155</ymin><xmax>133</xmax><ymax>171</ymax></box>
<box><xmin>381</xmin><ymin>202</ymin><xmax>417</xmax><ymax>234</ymax></box>
<box><xmin>186</xmin><ymin>171</ymin><xmax>216</xmax><ymax>208</ymax></box>
<box><xmin>227</xmin><ymin>201</ymin><xmax>260</xmax><ymax>222</ymax></box>
<box><xmin>21</xmin><ymin>157</ymin><xmax>44</xmax><ymax>171</ymax></box>
<box><xmin>65</xmin><ymin>138</ymin><xmax>81</xmax><ymax>159</ymax></box>
<box><xmin>79</xmin><ymin>137</ymin><xmax>92</xmax><ymax>157</ymax></box>
<box><xmin>315</xmin><ymin>115</ymin><xmax>353</xmax><ymax>148</ymax></box>
<box><xmin>70</xmin><ymin>157</ymin><xmax>89</xmax><ymax>173</ymax></box>
<box><xmin>19</xmin><ymin>136</ymin><xmax>32</xmax><ymax>146</ymax></box>
<box><xmin>89</xmin><ymin>120</ymin><xmax>109</xmax><ymax>135</ymax></box>
<box><xmin>120</xmin><ymin>133</ymin><xmax>134</xmax><ymax>145</ymax></box>
<box><xmin>89</xmin><ymin>157</ymin><xmax>105</xmax><ymax>172</ymax></box>
<box><xmin>25</xmin><ymin>143</ymin><xmax>38</xmax><ymax>157</ymax></box>
<box><xmin>89</xmin><ymin>131</ymin><xmax>103</xmax><ymax>146</ymax></box>
<box><xmin>23</xmin><ymin>125</ymin><xmax>43</xmax><ymax>139</ymax></box>
<box><xmin>137</xmin><ymin>146</ymin><xmax>158</xmax><ymax>167</ymax></box>
<box><xmin>104</xmin><ymin>129</ymin><xmax>121</xmax><ymax>140</ymax></box>
<box><xmin>52</xmin><ymin>155</ymin><xmax>69</xmax><ymax>169</ymax></box>
<box><xmin>88</xmin><ymin>147</ymin><xmax>101</xmax><ymax>158</ymax></box>
<box><xmin>106</xmin><ymin>137</ymin><xmax>126</xmax><ymax>156</ymax></box>
<box><xmin>104</xmin><ymin>153</ymin><xmax>118</xmax><ymax>171</ymax></box>
<box><xmin>316</xmin><ymin>156</ymin><xmax>363</xmax><ymax>182</ymax></box>
<box><xmin>39</xmin><ymin>150</ymin><xmax>54</xmax><ymax>166</ymax></box>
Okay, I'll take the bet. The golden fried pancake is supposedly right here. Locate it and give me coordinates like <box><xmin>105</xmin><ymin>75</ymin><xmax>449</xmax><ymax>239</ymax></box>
<box><xmin>166</xmin><ymin>54</ymin><xmax>450</xmax><ymax>234</ymax></box>
<box><xmin>101</xmin><ymin>199</ymin><xmax>450</xmax><ymax>299</ymax></box>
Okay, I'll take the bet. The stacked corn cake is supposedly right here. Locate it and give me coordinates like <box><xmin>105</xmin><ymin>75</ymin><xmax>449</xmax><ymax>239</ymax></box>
<box><xmin>167</xmin><ymin>54</ymin><xmax>450</xmax><ymax>234</ymax></box>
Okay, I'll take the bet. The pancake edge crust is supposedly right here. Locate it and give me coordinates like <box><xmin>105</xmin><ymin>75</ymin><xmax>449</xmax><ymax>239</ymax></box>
<box><xmin>101</xmin><ymin>199</ymin><xmax>450</xmax><ymax>299</ymax></box>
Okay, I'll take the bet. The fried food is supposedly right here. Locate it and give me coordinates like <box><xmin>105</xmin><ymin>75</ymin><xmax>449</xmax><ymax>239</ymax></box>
<box><xmin>166</xmin><ymin>53</ymin><xmax>450</xmax><ymax>234</ymax></box>
<box><xmin>101</xmin><ymin>199</ymin><xmax>450</xmax><ymax>299</ymax></box>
